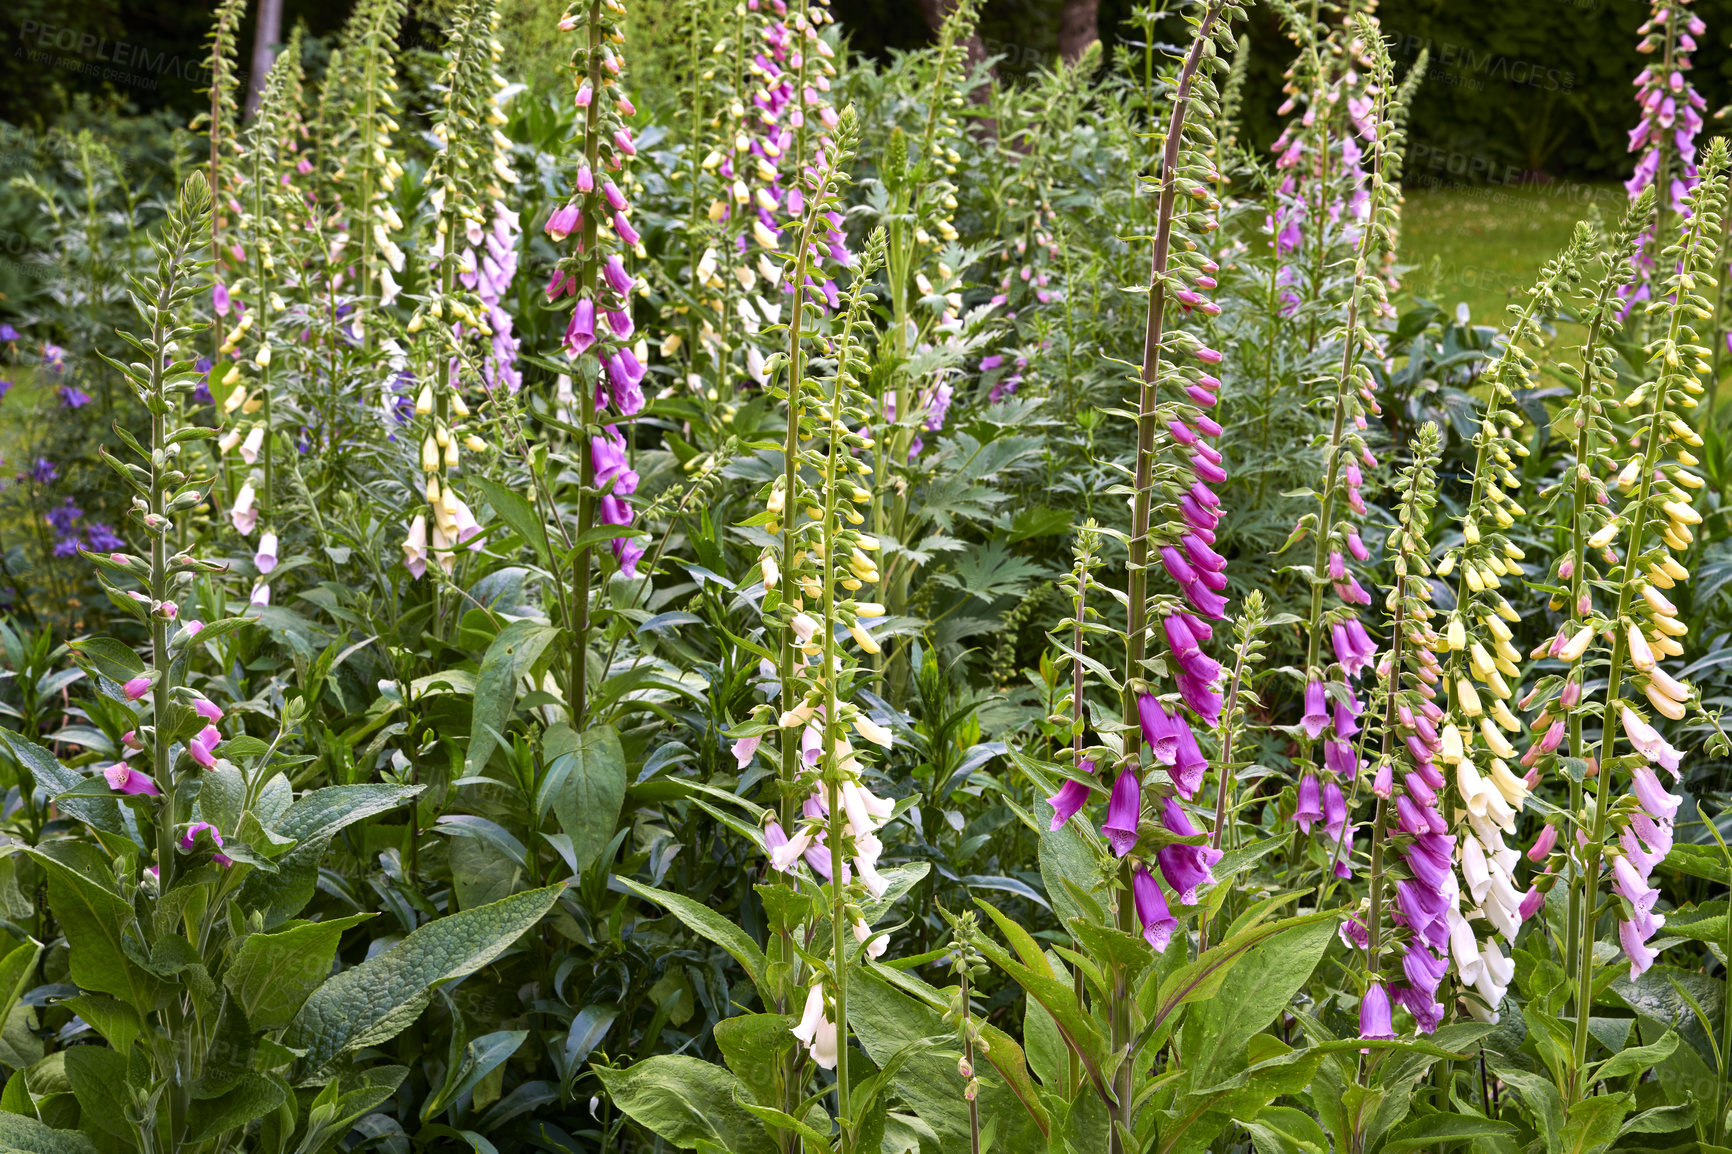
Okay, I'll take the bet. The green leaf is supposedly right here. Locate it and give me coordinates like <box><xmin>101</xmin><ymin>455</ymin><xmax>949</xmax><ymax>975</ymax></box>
<box><xmin>848</xmin><ymin>969</ymin><xmax>1047</xmax><ymax>1152</ymax></box>
<box><xmin>421</xmin><ymin>1030</ymin><xmax>528</xmax><ymax>1122</ymax></box>
<box><xmin>224</xmin><ymin>913</ymin><xmax>374</xmax><ymax>1029</ymax></box>
<box><xmin>0</xmin><ymin>1114</ymin><xmax>99</xmax><ymax>1154</ymax></box>
<box><xmin>474</xmin><ymin>477</ymin><xmax>552</xmax><ymax>567</ymax></box>
<box><xmin>237</xmin><ymin>784</ymin><xmax>421</xmax><ymax>926</ymax></box>
<box><xmin>59</xmin><ymin>995</ymin><xmax>138</xmax><ymax>1057</ymax></box>
<box><xmin>66</xmin><ymin>638</ymin><xmax>144</xmax><ymax>684</ymax></box>
<box><xmin>540</xmin><ymin>723</ymin><xmax>626</xmax><ymax>874</ymax></box>
<box><xmin>619</xmin><ymin>878</ymin><xmax>769</xmax><ymax>1002</ymax></box>
<box><xmin>0</xmin><ymin>939</ymin><xmax>41</xmax><ymax>1038</ymax></box>
<box><xmin>593</xmin><ymin>1056</ymin><xmax>776</xmax><ymax>1154</ymax></box>
<box><xmin>0</xmin><ymin>729</ymin><xmax>130</xmax><ymax>840</ymax></box>
<box><xmin>25</xmin><ymin>844</ymin><xmax>164</xmax><ymax>1012</ymax></box>
<box><xmin>185</xmin><ymin>1074</ymin><xmax>287</xmax><ymax>1143</ymax></box>
<box><xmin>713</xmin><ymin>1013</ymin><xmax>794</xmax><ymax>1110</ymax></box>
<box><xmin>1143</xmin><ymin>911</ymin><xmax>1336</xmax><ymax>1056</ymax></box>
<box><xmin>1379</xmin><ymin>1113</ymin><xmax>1518</xmax><ymax>1153</ymax></box>
<box><xmin>1558</xmin><ymin>1091</ymin><xmax>1634</xmax><ymax>1154</ymax></box>
<box><xmin>1240</xmin><ymin>1105</ymin><xmax>1329</xmax><ymax>1154</ymax></box>
<box><xmin>1587</xmin><ymin>1028</ymin><xmax>1677</xmax><ymax>1087</ymax></box>
<box><xmin>972</xmin><ymin>932</ymin><xmax>1111</xmax><ymax>1108</ymax></box>
<box><xmin>63</xmin><ymin>1047</ymin><xmax>130</xmax><ymax>1139</ymax></box>
<box><xmin>284</xmin><ymin>885</ymin><xmax>562</xmax><ymax>1082</ymax></box>
<box><xmin>468</xmin><ymin>622</ymin><xmax>560</xmax><ymax>776</ymax></box>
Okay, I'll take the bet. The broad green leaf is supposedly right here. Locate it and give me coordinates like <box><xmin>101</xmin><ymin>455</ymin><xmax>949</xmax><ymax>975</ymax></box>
<box><xmin>421</xmin><ymin>1030</ymin><xmax>528</xmax><ymax>1121</ymax></box>
<box><xmin>59</xmin><ymin>995</ymin><xmax>139</xmax><ymax>1057</ymax></box>
<box><xmin>1378</xmin><ymin>1112</ymin><xmax>1517</xmax><ymax>1153</ymax></box>
<box><xmin>25</xmin><ymin>844</ymin><xmax>164</xmax><ymax>1012</ymax></box>
<box><xmin>467</xmin><ymin>622</ymin><xmax>560</xmax><ymax>776</ymax></box>
<box><xmin>474</xmin><ymin>477</ymin><xmax>552</xmax><ymax>566</ymax></box>
<box><xmin>541</xmin><ymin>723</ymin><xmax>627</xmax><ymax>873</ymax></box>
<box><xmin>1558</xmin><ymin>1091</ymin><xmax>1634</xmax><ymax>1154</ymax></box>
<box><xmin>185</xmin><ymin>1074</ymin><xmax>287</xmax><ymax>1143</ymax></box>
<box><xmin>284</xmin><ymin>885</ymin><xmax>562</xmax><ymax>1081</ymax></box>
<box><xmin>972</xmin><ymin>933</ymin><xmax>1111</xmax><ymax>1108</ymax></box>
<box><xmin>0</xmin><ymin>729</ymin><xmax>130</xmax><ymax>840</ymax></box>
<box><xmin>237</xmin><ymin>784</ymin><xmax>421</xmax><ymax>926</ymax></box>
<box><xmin>63</xmin><ymin>1047</ymin><xmax>129</xmax><ymax>1140</ymax></box>
<box><xmin>593</xmin><ymin>1055</ymin><xmax>776</xmax><ymax>1154</ymax></box>
<box><xmin>223</xmin><ymin>913</ymin><xmax>374</xmax><ymax>1029</ymax></box>
<box><xmin>848</xmin><ymin>969</ymin><xmax>1047</xmax><ymax>1152</ymax></box>
<box><xmin>1241</xmin><ymin>1104</ymin><xmax>1329</xmax><ymax>1154</ymax></box>
<box><xmin>619</xmin><ymin>878</ymin><xmax>768</xmax><ymax>1002</ymax></box>
<box><xmin>0</xmin><ymin>940</ymin><xmax>41</xmax><ymax>1039</ymax></box>
<box><xmin>713</xmin><ymin>1013</ymin><xmax>794</xmax><ymax>1110</ymax></box>
<box><xmin>1143</xmin><ymin>911</ymin><xmax>1337</xmax><ymax>1056</ymax></box>
<box><xmin>1618</xmin><ymin>1100</ymin><xmax>1696</xmax><ymax>1138</ymax></box>
<box><xmin>1587</xmin><ymin>1028</ymin><xmax>1677</xmax><ymax>1087</ymax></box>
<box><xmin>0</xmin><ymin>1114</ymin><xmax>99</xmax><ymax>1154</ymax></box>
<box><xmin>66</xmin><ymin>637</ymin><xmax>144</xmax><ymax>684</ymax></box>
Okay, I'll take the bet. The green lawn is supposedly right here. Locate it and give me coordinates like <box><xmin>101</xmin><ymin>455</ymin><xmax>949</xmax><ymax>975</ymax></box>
<box><xmin>1398</xmin><ymin>183</ymin><xmax>1627</xmax><ymax>327</ymax></box>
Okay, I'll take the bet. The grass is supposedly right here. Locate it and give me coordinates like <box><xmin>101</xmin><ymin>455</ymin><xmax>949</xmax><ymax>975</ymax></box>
<box><xmin>1398</xmin><ymin>182</ymin><xmax>1627</xmax><ymax>327</ymax></box>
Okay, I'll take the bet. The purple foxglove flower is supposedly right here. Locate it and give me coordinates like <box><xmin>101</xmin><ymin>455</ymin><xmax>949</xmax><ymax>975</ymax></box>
<box><xmin>614</xmin><ymin>212</ymin><xmax>640</xmax><ymax>246</ymax></box>
<box><xmin>1392</xmin><ymin>979</ymin><xmax>1444</xmax><ymax>1034</ymax></box>
<box><xmin>1185</xmin><ymin>581</ymin><xmax>1228</xmax><ymax>620</ymax></box>
<box><xmin>1300</xmin><ymin>679</ymin><xmax>1329</xmax><ymax>740</ymax></box>
<box><xmin>603</xmin><ymin>254</ymin><xmax>633</xmax><ymax>297</ymax></box>
<box><xmin>103</xmin><ymin>762</ymin><xmax>160</xmax><ymax>796</ymax></box>
<box><xmin>1047</xmin><ymin>759</ymin><xmax>1095</xmax><ymax>831</ymax></box>
<box><xmin>1328</xmin><ymin>551</ymin><xmax>1347</xmax><ymax>581</ymax></box>
<box><xmin>545</xmin><ymin>203</ymin><xmax>580</xmax><ymax>242</ymax></box>
<box><xmin>1372</xmin><ymin>761</ymin><xmax>1393</xmax><ymax>797</ymax></box>
<box><xmin>123</xmin><ymin>676</ymin><xmax>151</xmax><ymax>701</ymax></box>
<box><xmin>1168</xmin><ymin>418</ymin><xmax>1198</xmax><ymax>445</ymax></box>
<box><xmin>1182</xmin><ymin>534</ymin><xmax>1224</xmax><ymax>572</ymax></box>
<box><xmin>1138</xmin><ymin>694</ymin><xmax>1180</xmax><ymax>763</ymax></box>
<box><xmin>1345</xmin><ymin>526</ymin><xmax>1369</xmax><ymax>561</ymax></box>
<box><xmin>213</xmin><ymin>282</ymin><xmax>230</xmax><ymax>316</ymax></box>
<box><xmin>1177</xmin><ymin>611</ymin><xmax>1214</xmax><ymax>644</ymax></box>
<box><xmin>614</xmin><ymin>536</ymin><xmax>645</xmax><ymax>577</ymax></box>
<box><xmin>1163</xmin><ymin>614</ymin><xmax>1220</xmax><ymax>681</ymax></box>
<box><xmin>1612</xmin><ymin>856</ymin><xmax>1659</xmax><ymax>912</ymax></box>
<box><xmin>1324</xmin><ymin>738</ymin><xmax>1358</xmax><ymax>779</ymax></box>
<box><xmin>1519</xmin><ymin>885</ymin><xmax>1545</xmax><ymax>922</ymax></box>
<box><xmin>1321</xmin><ymin>780</ymin><xmax>1346</xmax><ymax>837</ymax></box>
<box><xmin>576</xmin><ymin>164</ymin><xmax>594</xmax><ymax>193</ymax></box>
<box><xmin>1133</xmin><ymin>865</ymin><xmax>1178</xmax><ymax>952</ymax></box>
<box><xmin>1618</xmin><ymin>918</ymin><xmax>1659</xmax><ymax>979</ymax></box>
<box><xmin>1333</xmin><ymin>698</ymin><xmax>1360</xmax><ymax>740</ymax></box>
<box><xmin>181</xmin><ymin>821</ymin><xmax>233</xmax><ymax>867</ymax></box>
<box><xmin>1101</xmin><ymin>769</ymin><xmax>1141</xmax><ymax>857</ymax></box>
<box><xmin>1156</xmin><ymin>798</ymin><xmax>1219</xmax><ymax>905</ymax></box>
<box><xmin>1528</xmin><ymin>823</ymin><xmax>1558</xmax><ymax>861</ymax></box>
<box><xmin>1159</xmin><ymin>546</ymin><xmax>1197</xmax><ymax>586</ymax></box>
<box><xmin>606</xmin><ymin>349</ymin><xmax>646</xmax><ymax>415</ymax></box>
<box><xmin>1620</xmin><ymin>707</ymin><xmax>1683</xmax><ymax>775</ymax></box>
<box><xmin>603</xmin><ymin>180</ymin><xmax>628</xmax><ymax>211</ymax></box>
<box><xmin>1538</xmin><ymin>719</ymin><xmax>1565</xmax><ymax>753</ymax></box>
<box><xmin>1175</xmin><ymin>670</ymin><xmax>1223</xmax><ymax>730</ymax></box>
<box><xmin>1359</xmin><ymin>983</ymin><xmax>1395</xmax><ymax>1041</ymax></box>
<box><xmin>1170</xmin><ymin>720</ymin><xmax>1208</xmax><ymax>799</ymax></box>
<box><xmin>565</xmin><ymin>298</ymin><xmax>596</xmax><ymax>356</ymax></box>
<box><xmin>1340</xmin><ymin>916</ymin><xmax>1370</xmax><ymax>950</ymax></box>
<box><xmin>1295</xmin><ymin>774</ymin><xmax>1322</xmax><ymax>832</ymax></box>
<box><xmin>1630</xmin><ymin>763</ymin><xmax>1682</xmax><ymax>822</ymax></box>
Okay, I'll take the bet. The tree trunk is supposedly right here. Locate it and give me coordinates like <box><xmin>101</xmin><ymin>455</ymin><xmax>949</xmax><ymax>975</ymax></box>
<box><xmin>1058</xmin><ymin>0</ymin><xmax>1100</xmax><ymax>65</ymax></box>
<box><xmin>244</xmin><ymin>0</ymin><xmax>285</xmax><ymax>120</ymax></box>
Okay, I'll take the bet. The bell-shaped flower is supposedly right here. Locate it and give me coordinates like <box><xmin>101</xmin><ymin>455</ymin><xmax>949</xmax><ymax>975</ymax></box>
<box><xmin>1101</xmin><ymin>769</ymin><xmax>1141</xmax><ymax>857</ymax></box>
<box><xmin>103</xmin><ymin>762</ymin><xmax>160</xmax><ymax>796</ymax></box>
<box><xmin>790</xmin><ymin>982</ymin><xmax>838</xmax><ymax>1069</ymax></box>
<box><xmin>1300</xmin><ymin>679</ymin><xmax>1329</xmax><ymax>740</ymax></box>
<box><xmin>1132</xmin><ymin>865</ymin><xmax>1177</xmax><ymax>952</ymax></box>
<box><xmin>1046</xmin><ymin>759</ymin><xmax>1094</xmax><ymax>832</ymax></box>
<box><xmin>1359</xmin><ymin>982</ymin><xmax>1395</xmax><ymax>1041</ymax></box>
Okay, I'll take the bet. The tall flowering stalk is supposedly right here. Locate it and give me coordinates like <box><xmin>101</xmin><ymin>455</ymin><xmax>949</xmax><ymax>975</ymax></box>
<box><xmin>1433</xmin><ymin>231</ymin><xmax>1587</xmax><ymax>1024</ymax></box>
<box><xmin>196</xmin><ymin>0</ymin><xmax>246</xmax><ymax>363</ymax></box>
<box><xmin>217</xmin><ymin>32</ymin><xmax>306</xmax><ymax>604</ymax></box>
<box><xmin>1357</xmin><ymin>421</ymin><xmax>1451</xmax><ymax>1037</ymax></box>
<box><xmin>402</xmin><ymin>0</ymin><xmax>513</xmax><ymax>592</ymax></box>
<box><xmin>1526</xmin><ymin>198</ymin><xmax>1648</xmax><ymax>993</ymax></box>
<box><xmin>1565</xmin><ymin>138</ymin><xmax>1726</xmax><ymax>1097</ymax></box>
<box><xmin>543</xmin><ymin>0</ymin><xmax>648</xmax><ymax>724</ymax></box>
<box><xmin>1287</xmin><ymin>15</ymin><xmax>1396</xmax><ymax>886</ymax></box>
<box><xmin>1112</xmin><ymin>3</ymin><xmax>1238</xmax><ymax>1147</ymax></box>
<box><xmin>1622</xmin><ymin>0</ymin><xmax>1705</xmax><ymax>313</ymax></box>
